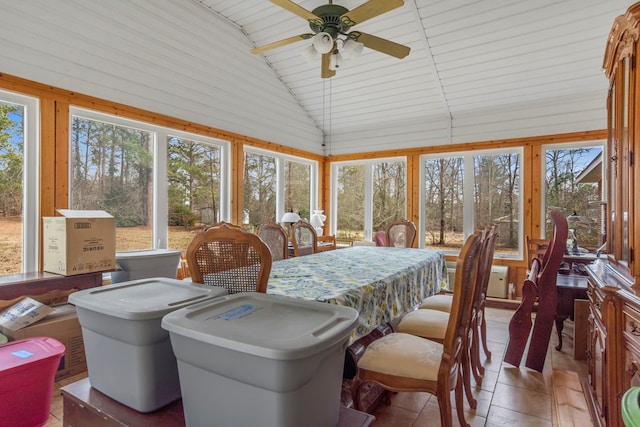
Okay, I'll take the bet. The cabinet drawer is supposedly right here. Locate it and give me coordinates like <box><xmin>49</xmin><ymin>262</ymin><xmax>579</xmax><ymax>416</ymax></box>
<box><xmin>587</xmin><ymin>283</ymin><xmax>604</xmax><ymax>321</ymax></box>
<box><xmin>623</xmin><ymin>303</ymin><xmax>640</xmax><ymax>353</ymax></box>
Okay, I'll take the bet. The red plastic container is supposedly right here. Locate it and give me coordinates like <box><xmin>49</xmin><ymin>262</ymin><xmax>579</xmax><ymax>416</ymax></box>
<box><xmin>0</xmin><ymin>336</ymin><xmax>65</xmax><ymax>427</ymax></box>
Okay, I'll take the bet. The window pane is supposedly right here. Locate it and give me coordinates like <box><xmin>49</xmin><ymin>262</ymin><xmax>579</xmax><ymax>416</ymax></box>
<box><xmin>336</xmin><ymin>164</ymin><xmax>365</xmax><ymax>240</ymax></box>
<box><xmin>474</xmin><ymin>152</ymin><xmax>520</xmax><ymax>256</ymax></box>
<box><xmin>0</xmin><ymin>101</ymin><xmax>24</xmax><ymax>274</ymax></box>
<box><xmin>284</xmin><ymin>160</ymin><xmax>310</xmax><ymax>220</ymax></box>
<box><xmin>544</xmin><ymin>145</ymin><xmax>604</xmax><ymax>252</ymax></box>
<box><xmin>71</xmin><ymin>116</ymin><xmax>154</xmax><ymax>251</ymax></box>
<box><xmin>243</xmin><ymin>151</ymin><xmax>276</xmax><ymax>227</ymax></box>
<box><xmin>167</xmin><ymin>136</ymin><xmax>221</xmax><ymax>249</ymax></box>
<box><xmin>423</xmin><ymin>157</ymin><xmax>464</xmax><ymax>251</ymax></box>
<box><xmin>372</xmin><ymin>161</ymin><xmax>406</xmax><ymax>231</ymax></box>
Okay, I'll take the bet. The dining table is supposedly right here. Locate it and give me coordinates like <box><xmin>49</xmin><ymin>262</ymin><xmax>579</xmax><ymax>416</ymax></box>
<box><xmin>267</xmin><ymin>246</ymin><xmax>447</xmax><ymax>341</ymax></box>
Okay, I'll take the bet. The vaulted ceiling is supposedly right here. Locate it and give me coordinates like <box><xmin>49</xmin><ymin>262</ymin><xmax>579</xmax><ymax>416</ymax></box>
<box><xmin>0</xmin><ymin>0</ymin><xmax>632</xmax><ymax>155</ymax></box>
<box><xmin>194</xmin><ymin>0</ymin><xmax>628</xmax><ymax>153</ymax></box>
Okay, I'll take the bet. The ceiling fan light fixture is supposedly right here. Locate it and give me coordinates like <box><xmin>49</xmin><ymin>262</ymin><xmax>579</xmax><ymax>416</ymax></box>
<box><xmin>342</xmin><ymin>39</ymin><xmax>364</xmax><ymax>59</ymax></box>
<box><xmin>301</xmin><ymin>44</ymin><xmax>319</xmax><ymax>63</ymax></box>
<box><xmin>312</xmin><ymin>32</ymin><xmax>334</xmax><ymax>54</ymax></box>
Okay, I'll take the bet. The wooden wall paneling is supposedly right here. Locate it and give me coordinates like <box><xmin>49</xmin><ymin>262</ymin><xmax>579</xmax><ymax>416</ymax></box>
<box><xmin>55</xmin><ymin>101</ymin><xmax>70</xmax><ymax>210</ymax></box>
<box><xmin>231</xmin><ymin>140</ymin><xmax>243</xmax><ymax>225</ymax></box>
<box><xmin>319</xmin><ymin>158</ymin><xmax>330</xmax><ymax>233</ymax></box>
<box><xmin>407</xmin><ymin>154</ymin><xmax>419</xmax><ymax>247</ymax></box>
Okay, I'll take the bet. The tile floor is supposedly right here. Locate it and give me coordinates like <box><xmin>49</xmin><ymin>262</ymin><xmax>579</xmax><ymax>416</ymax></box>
<box><xmin>44</xmin><ymin>307</ymin><xmax>590</xmax><ymax>426</ymax></box>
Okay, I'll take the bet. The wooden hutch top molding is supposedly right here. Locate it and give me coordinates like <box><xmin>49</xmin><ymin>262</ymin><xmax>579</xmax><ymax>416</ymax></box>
<box><xmin>604</xmin><ymin>4</ymin><xmax>640</xmax><ymax>78</ymax></box>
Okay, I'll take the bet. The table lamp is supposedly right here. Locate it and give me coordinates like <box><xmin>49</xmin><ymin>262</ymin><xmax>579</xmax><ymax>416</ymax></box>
<box><xmin>281</xmin><ymin>210</ymin><xmax>300</xmax><ymax>238</ymax></box>
<box><xmin>309</xmin><ymin>209</ymin><xmax>326</xmax><ymax>235</ymax></box>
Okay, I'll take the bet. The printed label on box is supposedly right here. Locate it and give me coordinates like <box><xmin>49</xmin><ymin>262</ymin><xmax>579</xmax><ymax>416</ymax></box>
<box><xmin>0</xmin><ymin>297</ymin><xmax>54</xmax><ymax>333</ymax></box>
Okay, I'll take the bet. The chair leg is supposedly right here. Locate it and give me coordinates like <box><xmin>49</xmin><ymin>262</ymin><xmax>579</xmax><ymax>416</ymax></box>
<box><xmin>462</xmin><ymin>342</ymin><xmax>477</xmax><ymax>409</ymax></box>
<box><xmin>480</xmin><ymin>307</ymin><xmax>492</xmax><ymax>360</ymax></box>
<box><xmin>350</xmin><ymin>376</ymin><xmax>363</xmax><ymax>411</ymax></box>
<box><xmin>470</xmin><ymin>318</ymin><xmax>484</xmax><ymax>386</ymax></box>
<box><xmin>454</xmin><ymin>369</ymin><xmax>470</xmax><ymax>427</ymax></box>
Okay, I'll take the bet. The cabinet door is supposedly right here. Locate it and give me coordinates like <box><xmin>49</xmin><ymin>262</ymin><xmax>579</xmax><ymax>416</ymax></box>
<box><xmin>608</xmin><ymin>53</ymin><xmax>635</xmax><ymax>275</ymax></box>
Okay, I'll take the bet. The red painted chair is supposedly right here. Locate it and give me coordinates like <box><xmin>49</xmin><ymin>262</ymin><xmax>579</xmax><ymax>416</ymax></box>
<box><xmin>504</xmin><ymin>210</ymin><xmax>568</xmax><ymax>371</ymax></box>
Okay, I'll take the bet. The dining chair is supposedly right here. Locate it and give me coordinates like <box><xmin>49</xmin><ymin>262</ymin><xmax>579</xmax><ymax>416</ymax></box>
<box><xmin>291</xmin><ymin>220</ymin><xmax>317</xmax><ymax>256</ymax></box>
<box><xmin>351</xmin><ymin>231</ymin><xmax>482</xmax><ymax>427</ymax></box>
<box><xmin>385</xmin><ymin>220</ymin><xmax>417</xmax><ymax>248</ymax></box>
<box><xmin>256</xmin><ymin>222</ymin><xmax>288</xmax><ymax>261</ymax></box>
<box><xmin>186</xmin><ymin>222</ymin><xmax>272</xmax><ymax>293</ymax></box>
<box><xmin>412</xmin><ymin>225</ymin><xmax>498</xmax><ymax>387</ymax></box>
<box><xmin>374</xmin><ymin>231</ymin><xmax>387</xmax><ymax>246</ymax></box>
<box><xmin>317</xmin><ymin>234</ymin><xmax>337</xmax><ymax>251</ymax></box>
<box><xmin>395</xmin><ymin>227</ymin><xmax>494</xmax><ymax>409</ymax></box>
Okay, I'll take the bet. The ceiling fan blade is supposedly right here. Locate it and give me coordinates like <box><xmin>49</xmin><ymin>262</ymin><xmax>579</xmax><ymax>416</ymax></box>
<box><xmin>251</xmin><ymin>34</ymin><xmax>313</xmax><ymax>54</ymax></box>
<box><xmin>341</xmin><ymin>0</ymin><xmax>404</xmax><ymax>26</ymax></box>
<box><xmin>321</xmin><ymin>53</ymin><xmax>336</xmax><ymax>79</ymax></box>
<box><xmin>352</xmin><ymin>32</ymin><xmax>410</xmax><ymax>59</ymax></box>
<box><xmin>270</xmin><ymin>0</ymin><xmax>319</xmax><ymax>21</ymax></box>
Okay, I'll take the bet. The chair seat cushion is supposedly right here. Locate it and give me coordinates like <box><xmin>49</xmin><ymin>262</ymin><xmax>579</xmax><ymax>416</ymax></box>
<box><xmin>358</xmin><ymin>332</ymin><xmax>443</xmax><ymax>380</ymax></box>
<box><xmin>418</xmin><ymin>294</ymin><xmax>453</xmax><ymax>312</ymax></box>
<box><xmin>396</xmin><ymin>309</ymin><xmax>450</xmax><ymax>340</ymax></box>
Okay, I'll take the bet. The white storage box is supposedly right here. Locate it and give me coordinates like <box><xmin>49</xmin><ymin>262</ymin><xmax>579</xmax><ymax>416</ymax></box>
<box><xmin>161</xmin><ymin>293</ymin><xmax>358</xmax><ymax>427</ymax></box>
<box><xmin>68</xmin><ymin>278</ymin><xmax>227</xmax><ymax>412</ymax></box>
<box><xmin>111</xmin><ymin>249</ymin><xmax>182</xmax><ymax>283</ymax></box>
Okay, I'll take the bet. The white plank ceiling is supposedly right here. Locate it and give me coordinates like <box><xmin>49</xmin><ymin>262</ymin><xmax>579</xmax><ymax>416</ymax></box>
<box><xmin>0</xmin><ymin>0</ymin><xmax>633</xmax><ymax>155</ymax></box>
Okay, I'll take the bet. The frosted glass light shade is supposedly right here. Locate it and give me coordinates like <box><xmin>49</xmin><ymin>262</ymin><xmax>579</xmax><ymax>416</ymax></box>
<box><xmin>301</xmin><ymin>44</ymin><xmax>319</xmax><ymax>63</ymax></box>
<box><xmin>312</xmin><ymin>32</ymin><xmax>334</xmax><ymax>54</ymax></box>
<box><xmin>281</xmin><ymin>212</ymin><xmax>301</xmax><ymax>223</ymax></box>
<box><xmin>342</xmin><ymin>39</ymin><xmax>364</xmax><ymax>59</ymax></box>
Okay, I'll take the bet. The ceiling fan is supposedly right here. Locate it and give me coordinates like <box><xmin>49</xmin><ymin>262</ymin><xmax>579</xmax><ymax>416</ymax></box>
<box><xmin>251</xmin><ymin>0</ymin><xmax>411</xmax><ymax>78</ymax></box>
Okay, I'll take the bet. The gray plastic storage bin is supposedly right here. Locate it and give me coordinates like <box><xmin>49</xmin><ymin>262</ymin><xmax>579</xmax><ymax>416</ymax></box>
<box><xmin>111</xmin><ymin>249</ymin><xmax>182</xmax><ymax>283</ymax></box>
<box><xmin>69</xmin><ymin>278</ymin><xmax>227</xmax><ymax>412</ymax></box>
<box><xmin>161</xmin><ymin>293</ymin><xmax>358</xmax><ymax>427</ymax></box>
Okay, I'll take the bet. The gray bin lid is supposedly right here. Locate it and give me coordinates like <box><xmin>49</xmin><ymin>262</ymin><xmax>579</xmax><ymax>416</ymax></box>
<box><xmin>115</xmin><ymin>249</ymin><xmax>182</xmax><ymax>260</ymax></box>
<box><xmin>161</xmin><ymin>293</ymin><xmax>358</xmax><ymax>360</ymax></box>
<box><xmin>69</xmin><ymin>278</ymin><xmax>227</xmax><ymax>320</ymax></box>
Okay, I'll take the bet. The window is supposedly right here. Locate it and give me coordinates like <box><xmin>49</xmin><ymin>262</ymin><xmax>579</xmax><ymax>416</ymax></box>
<box><xmin>70</xmin><ymin>108</ymin><xmax>229</xmax><ymax>252</ymax></box>
<box><xmin>243</xmin><ymin>147</ymin><xmax>317</xmax><ymax>230</ymax></box>
<box><xmin>332</xmin><ymin>158</ymin><xmax>406</xmax><ymax>241</ymax></box>
<box><xmin>542</xmin><ymin>142</ymin><xmax>605</xmax><ymax>252</ymax></box>
<box><xmin>0</xmin><ymin>90</ymin><xmax>38</xmax><ymax>274</ymax></box>
<box><xmin>167</xmin><ymin>136</ymin><xmax>225</xmax><ymax>250</ymax></box>
<box><xmin>420</xmin><ymin>149</ymin><xmax>522</xmax><ymax>257</ymax></box>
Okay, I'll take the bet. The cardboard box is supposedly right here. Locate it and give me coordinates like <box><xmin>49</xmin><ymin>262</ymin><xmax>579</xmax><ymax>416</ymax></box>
<box><xmin>0</xmin><ymin>297</ymin><xmax>54</xmax><ymax>333</ymax></box>
<box><xmin>43</xmin><ymin>209</ymin><xmax>116</xmax><ymax>276</ymax></box>
<box><xmin>2</xmin><ymin>304</ymin><xmax>87</xmax><ymax>381</ymax></box>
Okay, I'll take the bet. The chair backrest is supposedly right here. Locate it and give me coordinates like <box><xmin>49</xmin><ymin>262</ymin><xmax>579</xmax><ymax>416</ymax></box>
<box><xmin>257</xmin><ymin>223</ymin><xmax>288</xmax><ymax>261</ymax></box>
<box><xmin>443</xmin><ymin>231</ymin><xmax>483</xmax><ymax>365</ymax></box>
<box><xmin>374</xmin><ymin>231</ymin><xmax>387</xmax><ymax>246</ymax></box>
<box><xmin>291</xmin><ymin>220</ymin><xmax>317</xmax><ymax>256</ymax></box>
<box><xmin>186</xmin><ymin>223</ymin><xmax>272</xmax><ymax>293</ymax></box>
<box><xmin>474</xmin><ymin>225</ymin><xmax>498</xmax><ymax>311</ymax></box>
<box><xmin>385</xmin><ymin>220</ymin><xmax>417</xmax><ymax>248</ymax></box>
<box><xmin>525</xmin><ymin>236</ymin><xmax>549</xmax><ymax>269</ymax></box>
<box><xmin>317</xmin><ymin>235</ymin><xmax>337</xmax><ymax>250</ymax></box>
<box><xmin>539</xmin><ymin>210</ymin><xmax>568</xmax><ymax>282</ymax></box>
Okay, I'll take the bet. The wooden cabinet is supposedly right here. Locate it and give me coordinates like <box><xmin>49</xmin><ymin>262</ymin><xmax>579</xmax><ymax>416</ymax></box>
<box><xmin>585</xmin><ymin>6</ymin><xmax>640</xmax><ymax>426</ymax></box>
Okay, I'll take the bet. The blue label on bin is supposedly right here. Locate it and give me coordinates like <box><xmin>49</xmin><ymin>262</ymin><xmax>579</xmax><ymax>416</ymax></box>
<box><xmin>219</xmin><ymin>304</ymin><xmax>260</xmax><ymax>320</ymax></box>
<box><xmin>11</xmin><ymin>350</ymin><xmax>34</xmax><ymax>359</ymax></box>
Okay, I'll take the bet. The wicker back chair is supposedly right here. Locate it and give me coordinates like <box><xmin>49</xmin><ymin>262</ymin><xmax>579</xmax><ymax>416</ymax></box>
<box><xmin>186</xmin><ymin>223</ymin><xmax>272</xmax><ymax>293</ymax></box>
<box><xmin>257</xmin><ymin>222</ymin><xmax>288</xmax><ymax>261</ymax></box>
<box><xmin>291</xmin><ymin>220</ymin><xmax>317</xmax><ymax>257</ymax></box>
<box><xmin>385</xmin><ymin>220</ymin><xmax>417</xmax><ymax>248</ymax></box>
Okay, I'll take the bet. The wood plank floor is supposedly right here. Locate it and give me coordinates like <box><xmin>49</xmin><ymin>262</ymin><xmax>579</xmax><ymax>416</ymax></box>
<box><xmin>43</xmin><ymin>307</ymin><xmax>591</xmax><ymax>426</ymax></box>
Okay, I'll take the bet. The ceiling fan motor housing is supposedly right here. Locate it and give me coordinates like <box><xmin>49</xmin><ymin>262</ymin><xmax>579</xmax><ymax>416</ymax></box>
<box><xmin>309</xmin><ymin>4</ymin><xmax>351</xmax><ymax>37</ymax></box>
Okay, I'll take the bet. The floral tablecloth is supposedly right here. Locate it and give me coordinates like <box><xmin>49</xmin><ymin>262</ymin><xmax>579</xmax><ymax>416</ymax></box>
<box><xmin>267</xmin><ymin>246</ymin><xmax>447</xmax><ymax>341</ymax></box>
